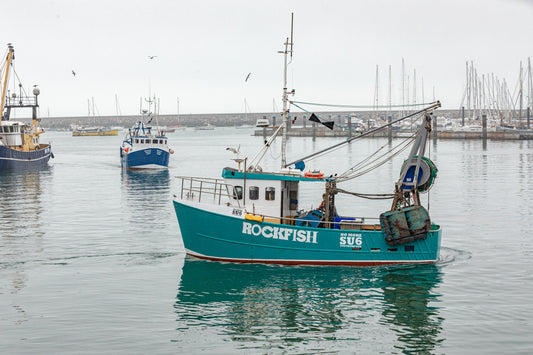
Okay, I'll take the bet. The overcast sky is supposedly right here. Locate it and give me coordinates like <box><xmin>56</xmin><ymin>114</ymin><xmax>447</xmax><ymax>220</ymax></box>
<box><xmin>3</xmin><ymin>0</ymin><xmax>533</xmax><ymax>117</ymax></box>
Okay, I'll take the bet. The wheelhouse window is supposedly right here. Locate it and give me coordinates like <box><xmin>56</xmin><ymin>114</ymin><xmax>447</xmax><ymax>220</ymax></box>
<box><xmin>233</xmin><ymin>186</ymin><xmax>243</xmax><ymax>200</ymax></box>
<box><xmin>249</xmin><ymin>186</ymin><xmax>259</xmax><ymax>200</ymax></box>
<box><xmin>265</xmin><ymin>187</ymin><xmax>275</xmax><ymax>201</ymax></box>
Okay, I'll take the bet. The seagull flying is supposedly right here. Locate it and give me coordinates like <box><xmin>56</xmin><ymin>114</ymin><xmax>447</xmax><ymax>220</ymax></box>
<box><xmin>245</xmin><ymin>72</ymin><xmax>251</xmax><ymax>82</ymax></box>
<box><xmin>226</xmin><ymin>145</ymin><xmax>240</xmax><ymax>154</ymax></box>
<box><xmin>148</xmin><ymin>56</ymin><xmax>158</xmax><ymax>59</ymax></box>
<box><xmin>72</xmin><ymin>70</ymin><xmax>76</xmax><ymax>77</ymax></box>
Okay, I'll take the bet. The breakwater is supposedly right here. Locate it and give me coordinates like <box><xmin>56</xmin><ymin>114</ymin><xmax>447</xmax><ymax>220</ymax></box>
<box><xmin>39</xmin><ymin>109</ymin><xmax>533</xmax><ymax>139</ymax></box>
<box><xmin>40</xmin><ymin>109</ymin><xmax>465</xmax><ymax>129</ymax></box>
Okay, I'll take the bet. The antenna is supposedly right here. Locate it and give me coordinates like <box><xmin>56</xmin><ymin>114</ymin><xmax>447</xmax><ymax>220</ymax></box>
<box><xmin>290</xmin><ymin>12</ymin><xmax>294</xmax><ymax>59</ymax></box>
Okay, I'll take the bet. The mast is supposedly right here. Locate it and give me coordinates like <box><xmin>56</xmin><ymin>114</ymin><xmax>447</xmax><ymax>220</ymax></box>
<box><xmin>527</xmin><ymin>58</ymin><xmax>533</xmax><ymax>110</ymax></box>
<box><xmin>280</xmin><ymin>13</ymin><xmax>294</xmax><ymax>169</ymax></box>
<box><xmin>519</xmin><ymin>61</ymin><xmax>523</xmax><ymax>122</ymax></box>
<box><xmin>401</xmin><ymin>58</ymin><xmax>405</xmax><ymax>118</ymax></box>
<box><xmin>278</xmin><ymin>13</ymin><xmax>294</xmax><ymax>169</ymax></box>
<box><xmin>0</xmin><ymin>44</ymin><xmax>15</xmax><ymax>118</ymax></box>
<box><xmin>388</xmin><ymin>65</ymin><xmax>392</xmax><ymax>119</ymax></box>
<box><xmin>177</xmin><ymin>96</ymin><xmax>180</xmax><ymax>126</ymax></box>
<box><xmin>373</xmin><ymin>65</ymin><xmax>379</xmax><ymax>122</ymax></box>
<box><xmin>413</xmin><ymin>69</ymin><xmax>417</xmax><ymax>109</ymax></box>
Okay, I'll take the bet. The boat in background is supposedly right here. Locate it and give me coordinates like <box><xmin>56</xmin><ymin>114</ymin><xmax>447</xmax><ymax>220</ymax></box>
<box><xmin>256</xmin><ymin>118</ymin><xmax>269</xmax><ymax>127</ymax></box>
<box><xmin>159</xmin><ymin>126</ymin><xmax>176</xmax><ymax>133</ymax></box>
<box><xmin>72</xmin><ymin>126</ymin><xmax>118</xmax><ymax>136</ymax></box>
<box><xmin>120</xmin><ymin>97</ymin><xmax>173</xmax><ymax>169</ymax></box>
<box><xmin>172</xmin><ymin>15</ymin><xmax>443</xmax><ymax>266</ymax></box>
<box><xmin>73</xmin><ymin>97</ymin><xmax>119</xmax><ymax>136</ymax></box>
<box><xmin>0</xmin><ymin>44</ymin><xmax>53</xmax><ymax>170</ymax></box>
<box><xmin>195</xmin><ymin>122</ymin><xmax>215</xmax><ymax>131</ymax></box>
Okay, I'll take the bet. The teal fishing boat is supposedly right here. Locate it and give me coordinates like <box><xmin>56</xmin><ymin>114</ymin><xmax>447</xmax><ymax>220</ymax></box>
<box><xmin>172</xmin><ymin>16</ymin><xmax>442</xmax><ymax>266</ymax></box>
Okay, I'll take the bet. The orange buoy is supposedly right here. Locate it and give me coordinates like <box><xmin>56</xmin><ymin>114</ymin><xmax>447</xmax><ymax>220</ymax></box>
<box><xmin>305</xmin><ymin>171</ymin><xmax>324</xmax><ymax>179</ymax></box>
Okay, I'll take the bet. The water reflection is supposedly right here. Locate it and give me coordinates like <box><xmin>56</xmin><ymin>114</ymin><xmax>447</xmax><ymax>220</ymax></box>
<box><xmin>0</xmin><ymin>169</ymin><xmax>50</xmax><ymax>238</ymax></box>
<box><xmin>121</xmin><ymin>169</ymin><xmax>170</xmax><ymax>204</ymax></box>
<box><xmin>121</xmin><ymin>169</ymin><xmax>171</xmax><ymax>233</ymax></box>
<box><xmin>174</xmin><ymin>258</ymin><xmax>443</xmax><ymax>352</ymax></box>
<box><xmin>0</xmin><ymin>169</ymin><xmax>50</xmax><ymax>301</ymax></box>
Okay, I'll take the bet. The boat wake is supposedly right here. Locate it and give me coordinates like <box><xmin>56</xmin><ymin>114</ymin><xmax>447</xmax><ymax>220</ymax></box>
<box><xmin>0</xmin><ymin>252</ymin><xmax>180</xmax><ymax>270</ymax></box>
<box><xmin>435</xmin><ymin>246</ymin><xmax>471</xmax><ymax>266</ymax></box>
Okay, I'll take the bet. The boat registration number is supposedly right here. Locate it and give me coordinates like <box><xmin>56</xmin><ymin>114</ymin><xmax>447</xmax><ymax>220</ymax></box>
<box><xmin>339</xmin><ymin>233</ymin><xmax>362</xmax><ymax>247</ymax></box>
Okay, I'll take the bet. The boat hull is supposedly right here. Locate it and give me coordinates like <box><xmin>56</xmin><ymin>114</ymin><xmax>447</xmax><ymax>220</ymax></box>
<box><xmin>121</xmin><ymin>148</ymin><xmax>169</xmax><ymax>169</ymax></box>
<box><xmin>0</xmin><ymin>145</ymin><xmax>52</xmax><ymax>170</ymax></box>
<box><xmin>173</xmin><ymin>199</ymin><xmax>442</xmax><ymax>266</ymax></box>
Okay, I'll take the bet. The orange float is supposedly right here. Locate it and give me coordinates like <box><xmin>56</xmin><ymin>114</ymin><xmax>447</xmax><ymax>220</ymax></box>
<box><xmin>304</xmin><ymin>171</ymin><xmax>324</xmax><ymax>179</ymax></box>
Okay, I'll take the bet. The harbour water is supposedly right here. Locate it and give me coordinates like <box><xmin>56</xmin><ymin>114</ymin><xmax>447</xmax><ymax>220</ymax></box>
<box><xmin>1</xmin><ymin>128</ymin><xmax>532</xmax><ymax>354</ymax></box>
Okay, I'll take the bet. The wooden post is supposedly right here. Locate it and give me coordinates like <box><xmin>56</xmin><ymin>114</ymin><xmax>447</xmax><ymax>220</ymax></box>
<box><xmin>482</xmin><ymin>114</ymin><xmax>487</xmax><ymax>141</ymax></box>
<box><xmin>388</xmin><ymin>115</ymin><xmax>392</xmax><ymax>142</ymax></box>
<box><xmin>432</xmin><ymin>116</ymin><xmax>437</xmax><ymax>139</ymax></box>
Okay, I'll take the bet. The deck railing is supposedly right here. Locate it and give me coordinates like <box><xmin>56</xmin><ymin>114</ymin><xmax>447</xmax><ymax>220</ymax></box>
<box><xmin>175</xmin><ymin>176</ymin><xmax>382</xmax><ymax>230</ymax></box>
<box><xmin>257</xmin><ymin>213</ymin><xmax>381</xmax><ymax>230</ymax></box>
<box><xmin>5</xmin><ymin>95</ymin><xmax>37</xmax><ymax>108</ymax></box>
<box><xmin>176</xmin><ymin>176</ymin><xmax>241</xmax><ymax>208</ymax></box>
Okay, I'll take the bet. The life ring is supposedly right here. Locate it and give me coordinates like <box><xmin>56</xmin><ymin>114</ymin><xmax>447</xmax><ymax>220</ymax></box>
<box><xmin>304</xmin><ymin>171</ymin><xmax>324</xmax><ymax>179</ymax></box>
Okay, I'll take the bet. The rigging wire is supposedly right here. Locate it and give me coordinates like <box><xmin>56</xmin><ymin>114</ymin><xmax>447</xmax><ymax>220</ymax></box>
<box><xmin>336</xmin><ymin>132</ymin><xmax>416</xmax><ymax>182</ymax></box>
<box><xmin>10</xmin><ymin>65</ymin><xmax>30</xmax><ymax>97</ymax></box>
<box><xmin>285</xmin><ymin>106</ymin><xmax>435</xmax><ymax>168</ymax></box>
<box><xmin>336</xmin><ymin>137</ymin><xmax>414</xmax><ymax>183</ymax></box>
<box><xmin>291</xmin><ymin>99</ymin><xmax>439</xmax><ymax>109</ymax></box>
<box><xmin>334</xmin><ymin>188</ymin><xmax>395</xmax><ymax>200</ymax></box>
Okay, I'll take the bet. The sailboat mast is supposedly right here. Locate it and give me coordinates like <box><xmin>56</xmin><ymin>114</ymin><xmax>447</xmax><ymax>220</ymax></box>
<box><xmin>519</xmin><ymin>61</ymin><xmax>523</xmax><ymax>121</ymax></box>
<box><xmin>0</xmin><ymin>44</ymin><xmax>15</xmax><ymax>117</ymax></box>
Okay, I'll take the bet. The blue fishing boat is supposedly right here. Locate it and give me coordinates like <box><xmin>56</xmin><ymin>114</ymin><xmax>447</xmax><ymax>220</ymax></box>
<box><xmin>0</xmin><ymin>44</ymin><xmax>53</xmax><ymax>170</ymax></box>
<box><xmin>172</xmin><ymin>17</ymin><xmax>442</xmax><ymax>266</ymax></box>
<box><xmin>120</xmin><ymin>98</ymin><xmax>173</xmax><ymax>169</ymax></box>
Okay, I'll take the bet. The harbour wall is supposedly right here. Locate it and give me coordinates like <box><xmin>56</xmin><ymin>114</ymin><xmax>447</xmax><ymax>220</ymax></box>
<box><xmin>39</xmin><ymin>109</ymin><xmax>462</xmax><ymax>129</ymax></box>
<box><xmin>37</xmin><ymin>109</ymin><xmax>533</xmax><ymax>139</ymax></box>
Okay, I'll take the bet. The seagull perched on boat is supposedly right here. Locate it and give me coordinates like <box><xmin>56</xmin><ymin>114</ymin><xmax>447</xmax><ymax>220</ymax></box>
<box><xmin>226</xmin><ymin>145</ymin><xmax>240</xmax><ymax>154</ymax></box>
<box><xmin>148</xmin><ymin>55</ymin><xmax>157</xmax><ymax>59</ymax></box>
<box><xmin>71</xmin><ymin>70</ymin><xmax>76</xmax><ymax>77</ymax></box>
